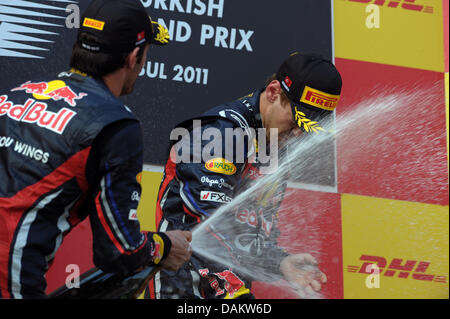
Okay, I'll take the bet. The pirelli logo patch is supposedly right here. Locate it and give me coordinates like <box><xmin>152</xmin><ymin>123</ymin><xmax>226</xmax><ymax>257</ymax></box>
<box><xmin>83</xmin><ymin>18</ymin><xmax>105</xmax><ymax>31</ymax></box>
<box><xmin>300</xmin><ymin>86</ymin><xmax>340</xmax><ymax>111</ymax></box>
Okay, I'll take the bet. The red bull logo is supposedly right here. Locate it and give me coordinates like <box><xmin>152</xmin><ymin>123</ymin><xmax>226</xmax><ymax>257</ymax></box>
<box><xmin>0</xmin><ymin>95</ymin><xmax>76</xmax><ymax>135</ymax></box>
<box><xmin>11</xmin><ymin>81</ymin><xmax>48</xmax><ymax>95</ymax></box>
<box><xmin>12</xmin><ymin>80</ymin><xmax>87</xmax><ymax>107</ymax></box>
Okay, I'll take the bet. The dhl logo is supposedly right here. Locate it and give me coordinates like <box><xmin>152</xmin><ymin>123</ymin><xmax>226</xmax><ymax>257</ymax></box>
<box><xmin>347</xmin><ymin>255</ymin><xmax>447</xmax><ymax>283</ymax></box>
<box><xmin>82</xmin><ymin>17</ymin><xmax>105</xmax><ymax>31</ymax></box>
<box><xmin>11</xmin><ymin>81</ymin><xmax>87</xmax><ymax>107</ymax></box>
<box><xmin>348</xmin><ymin>0</ymin><xmax>434</xmax><ymax>14</ymax></box>
<box><xmin>300</xmin><ymin>86</ymin><xmax>339</xmax><ymax>111</ymax></box>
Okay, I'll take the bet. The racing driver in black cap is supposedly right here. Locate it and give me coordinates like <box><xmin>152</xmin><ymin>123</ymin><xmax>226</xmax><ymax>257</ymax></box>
<box><xmin>0</xmin><ymin>0</ymin><xmax>191</xmax><ymax>299</ymax></box>
<box><xmin>148</xmin><ymin>52</ymin><xmax>343</xmax><ymax>299</ymax></box>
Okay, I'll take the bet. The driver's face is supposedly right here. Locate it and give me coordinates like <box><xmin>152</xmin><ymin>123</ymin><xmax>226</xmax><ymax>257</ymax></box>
<box><xmin>265</xmin><ymin>98</ymin><xmax>302</xmax><ymax>146</ymax></box>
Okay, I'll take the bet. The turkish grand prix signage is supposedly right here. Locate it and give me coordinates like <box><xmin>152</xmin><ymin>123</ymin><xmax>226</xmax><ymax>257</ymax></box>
<box><xmin>0</xmin><ymin>0</ymin><xmax>333</xmax><ymax>167</ymax></box>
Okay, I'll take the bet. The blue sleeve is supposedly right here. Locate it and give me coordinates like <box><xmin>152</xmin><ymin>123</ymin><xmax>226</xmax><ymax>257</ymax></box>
<box><xmin>85</xmin><ymin>120</ymin><xmax>170</xmax><ymax>275</ymax></box>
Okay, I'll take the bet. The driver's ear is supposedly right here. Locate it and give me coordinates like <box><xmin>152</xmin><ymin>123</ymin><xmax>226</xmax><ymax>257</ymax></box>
<box><xmin>124</xmin><ymin>47</ymin><xmax>140</xmax><ymax>70</ymax></box>
<box><xmin>265</xmin><ymin>80</ymin><xmax>282</xmax><ymax>103</ymax></box>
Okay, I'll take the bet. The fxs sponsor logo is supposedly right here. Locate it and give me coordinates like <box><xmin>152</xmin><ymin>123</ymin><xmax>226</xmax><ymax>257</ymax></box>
<box><xmin>200</xmin><ymin>191</ymin><xmax>232</xmax><ymax>203</ymax></box>
<box><xmin>12</xmin><ymin>80</ymin><xmax>87</xmax><ymax>107</ymax></box>
<box><xmin>0</xmin><ymin>95</ymin><xmax>76</xmax><ymax>135</ymax></box>
<box><xmin>348</xmin><ymin>0</ymin><xmax>434</xmax><ymax>14</ymax></box>
<box><xmin>347</xmin><ymin>254</ymin><xmax>447</xmax><ymax>284</ymax></box>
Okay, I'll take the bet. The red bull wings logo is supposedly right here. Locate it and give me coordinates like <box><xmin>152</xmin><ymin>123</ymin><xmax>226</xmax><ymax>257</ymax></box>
<box><xmin>11</xmin><ymin>80</ymin><xmax>87</xmax><ymax>107</ymax></box>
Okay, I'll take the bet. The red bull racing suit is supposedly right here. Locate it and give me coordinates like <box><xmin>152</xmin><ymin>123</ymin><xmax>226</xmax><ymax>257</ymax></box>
<box><xmin>148</xmin><ymin>90</ymin><xmax>289</xmax><ymax>299</ymax></box>
<box><xmin>0</xmin><ymin>71</ymin><xmax>171</xmax><ymax>298</ymax></box>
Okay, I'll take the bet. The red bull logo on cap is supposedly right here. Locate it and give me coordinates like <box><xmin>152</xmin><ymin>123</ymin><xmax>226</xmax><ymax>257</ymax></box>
<box><xmin>12</xmin><ymin>80</ymin><xmax>87</xmax><ymax>107</ymax></box>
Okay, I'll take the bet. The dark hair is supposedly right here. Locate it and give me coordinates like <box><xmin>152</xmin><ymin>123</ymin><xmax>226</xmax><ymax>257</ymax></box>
<box><xmin>265</xmin><ymin>73</ymin><xmax>290</xmax><ymax>104</ymax></box>
<box><xmin>70</xmin><ymin>32</ymin><xmax>146</xmax><ymax>78</ymax></box>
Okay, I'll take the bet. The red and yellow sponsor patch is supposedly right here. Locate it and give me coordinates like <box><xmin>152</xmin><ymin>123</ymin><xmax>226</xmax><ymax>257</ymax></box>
<box><xmin>300</xmin><ymin>86</ymin><xmax>340</xmax><ymax>111</ymax></box>
<box><xmin>82</xmin><ymin>17</ymin><xmax>105</xmax><ymax>31</ymax></box>
<box><xmin>205</xmin><ymin>158</ymin><xmax>237</xmax><ymax>175</ymax></box>
<box><xmin>151</xmin><ymin>233</ymin><xmax>165</xmax><ymax>265</ymax></box>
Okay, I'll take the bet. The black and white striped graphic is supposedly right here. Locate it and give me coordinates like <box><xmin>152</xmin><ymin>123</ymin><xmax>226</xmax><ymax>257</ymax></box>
<box><xmin>0</xmin><ymin>0</ymin><xmax>77</xmax><ymax>59</ymax></box>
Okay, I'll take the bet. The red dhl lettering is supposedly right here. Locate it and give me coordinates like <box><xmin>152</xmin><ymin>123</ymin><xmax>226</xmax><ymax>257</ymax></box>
<box><xmin>348</xmin><ymin>0</ymin><xmax>434</xmax><ymax>14</ymax></box>
<box><xmin>347</xmin><ymin>254</ymin><xmax>447</xmax><ymax>283</ymax></box>
<box><xmin>0</xmin><ymin>95</ymin><xmax>76</xmax><ymax>135</ymax></box>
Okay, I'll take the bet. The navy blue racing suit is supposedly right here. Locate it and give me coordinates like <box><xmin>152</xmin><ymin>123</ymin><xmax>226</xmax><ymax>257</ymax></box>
<box><xmin>148</xmin><ymin>90</ymin><xmax>289</xmax><ymax>299</ymax></box>
<box><xmin>0</xmin><ymin>70</ymin><xmax>171</xmax><ymax>298</ymax></box>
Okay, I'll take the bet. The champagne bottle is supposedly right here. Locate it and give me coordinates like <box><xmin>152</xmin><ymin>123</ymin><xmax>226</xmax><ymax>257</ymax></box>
<box><xmin>48</xmin><ymin>265</ymin><xmax>160</xmax><ymax>299</ymax></box>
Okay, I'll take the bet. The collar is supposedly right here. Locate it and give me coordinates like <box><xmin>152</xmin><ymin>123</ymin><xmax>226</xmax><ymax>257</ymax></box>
<box><xmin>239</xmin><ymin>89</ymin><xmax>264</xmax><ymax>130</ymax></box>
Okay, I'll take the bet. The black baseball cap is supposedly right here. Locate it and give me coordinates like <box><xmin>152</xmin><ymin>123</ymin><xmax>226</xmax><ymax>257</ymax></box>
<box><xmin>276</xmin><ymin>52</ymin><xmax>342</xmax><ymax>133</ymax></box>
<box><xmin>77</xmin><ymin>0</ymin><xmax>169</xmax><ymax>54</ymax></box>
